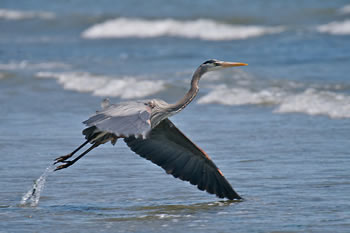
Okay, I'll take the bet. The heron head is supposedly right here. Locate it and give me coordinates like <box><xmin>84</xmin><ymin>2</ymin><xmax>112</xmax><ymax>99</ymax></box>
<box><xmin>200</xmin><ymin>59</ymin><xmax>248</xmax><ymax>72</ymax></box>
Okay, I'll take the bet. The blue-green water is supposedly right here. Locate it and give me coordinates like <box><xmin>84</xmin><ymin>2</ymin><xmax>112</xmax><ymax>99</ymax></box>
<box><xmin>1</xmin><ymin>1</ymin><xmax>350</xmax><ymax>232</ymax></box>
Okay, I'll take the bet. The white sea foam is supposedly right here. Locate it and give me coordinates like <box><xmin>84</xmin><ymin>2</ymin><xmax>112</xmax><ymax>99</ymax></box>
<box><xmin>0</xmin><ymin>61</ymin><xmax>70</xmax><ymax>70</ymax></box>
<box><xmin>198</xmin><ymin>85</ymin><xmax>350</xmax><ymax>119</ymax></box>
<box><xmin>317</xmin><ymin>20</ymin><xmax>350</xmax><ymax>35</ymax></box>
<box><xmin>36</xmin><ymin>71</ymin><xmax>165</xmax><ymax>99</ymax></box>
<box><xmin>0</xmin><ymin>8</ymin><xmax>55</xmax><ymax>20</ymax></box>
<box><xmin>275</xmin><ymin>88</ymin><xmax>350</xmax><ymax>119</ymax></box>
<box><xmin>82</xmin><ymin>18</ymin><xmax>284</xmax><ymax>40</ymax></box>
<box><xmin>339</xmin><ymin>4</ymin><xmax>350</xmax><ymax>14</ymax></box>
<box><xmin>198</xmin><ymin>86</ymin><xmax>286</xmax><ymax>106</ymax></box>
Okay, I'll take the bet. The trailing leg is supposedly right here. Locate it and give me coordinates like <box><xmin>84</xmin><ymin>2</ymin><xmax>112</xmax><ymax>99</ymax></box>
<box><xmin>55</xmin><ymin>143</ymin><xmax>99</xmax><ymax>171</ymax></box>
<box><xmin>54</xmin><ymin>140</ymin><xmax>90</xmax><ymax>164</ymax></box>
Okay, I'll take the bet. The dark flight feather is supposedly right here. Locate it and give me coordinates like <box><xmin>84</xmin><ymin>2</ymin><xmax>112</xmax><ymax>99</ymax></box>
<box><xmin>124</xmin><ymin>118</ymin><xmax>241</xmax><ymax>200</ymax></box>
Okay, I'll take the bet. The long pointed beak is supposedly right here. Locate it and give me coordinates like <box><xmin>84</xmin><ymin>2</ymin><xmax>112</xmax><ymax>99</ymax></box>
<box><xmin>220</xmin><ymin>62</ymin><xmax>248</xmax><ymax>67</ymax></box>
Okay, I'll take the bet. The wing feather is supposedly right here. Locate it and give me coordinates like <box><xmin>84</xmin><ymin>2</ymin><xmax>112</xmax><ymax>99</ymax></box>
<box><xmin>83</xmin><ymin>101</ymin><xmax>152</xmax><ymax>138</ymax></box>
<box><xmin>124</xmin><ymin>118</ymin><xmax>241</xmax><ymax>200</ymax></box>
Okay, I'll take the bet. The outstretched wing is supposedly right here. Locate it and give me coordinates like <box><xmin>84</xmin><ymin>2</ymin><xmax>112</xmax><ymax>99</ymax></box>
<box><xmin>83</xmin><ymin>101</ymin><xmax>152</xmax><ymax>138</ymax></box>
<box><xmin>124</xmin><ymin>119</ymin><xmax>241</xmax><ymax>200</ymax></box>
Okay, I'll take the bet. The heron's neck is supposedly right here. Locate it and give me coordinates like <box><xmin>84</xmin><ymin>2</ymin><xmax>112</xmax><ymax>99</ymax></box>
<box><xmin>168</xmin><ymin>68</ymin><xmax>205</xmax><ymax>113</ymax></box>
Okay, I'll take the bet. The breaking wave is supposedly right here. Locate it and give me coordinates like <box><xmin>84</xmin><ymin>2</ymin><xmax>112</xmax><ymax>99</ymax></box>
<box><xmin>198</xmin><ymin>86</ymin><xmax>286</xmax><ymax>106</ymax></box>
<box><xmin>82</xmin><ymin>18</ymin><xmax>284</xmax><ymax>40</ymax></box>
<box><xmin>0</xmin><ymin>8</ymin><xmax>55</xmax><ymax>20</ymax></box>
<box><xmin>275</xmin><ymin>88</ymin><xmax>350</xmax><ymax>118</ymax></box>
<box><xmin>36</xmin><ymin>71</ymin><xmax>165</xmax><ymax>99</ymax></box>
<box><xmin>198</xmin><ymin>70</ymin><xmax>350</xmax><ymax>119</ymax></box>
<box><xmin>317</xmin><ymin>20</ymin><xmax>350</xmax><ymax>35</ymax></box>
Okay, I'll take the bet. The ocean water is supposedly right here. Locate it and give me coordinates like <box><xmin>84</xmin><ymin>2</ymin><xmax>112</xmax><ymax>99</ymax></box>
<box><xmin>1</xmin><ymin>0</ymin><xmax>350</xmax><ymax>232</ymax></box>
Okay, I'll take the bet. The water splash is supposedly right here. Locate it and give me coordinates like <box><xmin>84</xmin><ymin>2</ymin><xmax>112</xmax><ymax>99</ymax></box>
<box><xmin>20</xmin><ymin>164</ymin><xmax>55</xmax><ymax>207</ymax></box>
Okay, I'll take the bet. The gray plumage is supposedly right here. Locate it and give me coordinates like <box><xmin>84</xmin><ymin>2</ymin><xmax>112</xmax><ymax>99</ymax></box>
<box><xmin>83</xmin><ymin>101</ymin><xmax>152</xmax><ymax>139</ymax></box>
<box><xmin>124</xmin><ymin>118</ymin><xmax>241</xmax><ymax>200</ymax></box>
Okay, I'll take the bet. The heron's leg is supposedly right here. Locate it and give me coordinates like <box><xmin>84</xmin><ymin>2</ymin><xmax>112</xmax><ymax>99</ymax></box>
<box><xmin>54</xmin><ymin>140</ymin><xmax>90</xmax><ymax>164</ymax></box>
<box><xmin>54</xmin><ymin>143</ymin><xmax>99</xmax><ymax>171</ymax></box>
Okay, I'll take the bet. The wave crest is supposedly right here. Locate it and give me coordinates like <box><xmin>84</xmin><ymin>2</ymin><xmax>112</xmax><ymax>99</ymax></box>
<box><xmin>198</xmin><ymin>86</ymin><xmax>285</xmax><ymax>105</ymax></box>
<box><xmin>36</xmin><ymin>71</ymin><xmax>165</xmax><ymax>99</ymax></box>
<box><xmin>198</xmin><ymin>84</ymin><xmax>350</xmax><ymax>119</ymax></box>
<box><xmin>82</xmin><ymin>18</ymin><xmax>284</xmax><ymax>40</ymax></box>
<box><xmin>275</xmin><ymin>88</ymin><xmax>350</xmax><ymax>118</ymax></box>
<box><xmin>317</xmin><ymin>20</ymin><xmax>350</xmax><ymax>35</ymax></box>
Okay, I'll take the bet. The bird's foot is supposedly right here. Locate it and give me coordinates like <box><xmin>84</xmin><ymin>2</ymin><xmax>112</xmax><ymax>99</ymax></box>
<box><xmin>54</xmin><ymin>160</ymin><xmax>73</xmax><ymax>171</ymax></box>
<box><xmin>54</xmin><ymin>153</ymin><xmax>72</xmax><ymax>164</ymax></box>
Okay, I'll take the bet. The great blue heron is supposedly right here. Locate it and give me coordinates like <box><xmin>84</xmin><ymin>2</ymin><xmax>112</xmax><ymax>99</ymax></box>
<box><xmin>54</xmin><ymin>59</ymin><xmax>247</xmax><ymax>200</ymax></box>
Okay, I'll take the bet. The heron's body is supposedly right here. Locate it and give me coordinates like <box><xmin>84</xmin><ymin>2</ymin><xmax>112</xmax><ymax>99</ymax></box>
<box><xmin>55</xmin><ymin>59</ymin><xmax>247</xmax><ymax>200</ymax></box>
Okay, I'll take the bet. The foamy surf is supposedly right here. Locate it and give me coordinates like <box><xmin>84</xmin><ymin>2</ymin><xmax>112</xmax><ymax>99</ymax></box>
<box><xmin>198</xmin><ymin>85</ymin><xmax>350</xmax><ymax>119</ymax></box>
<box><xmin>82</xmin><ymin>18</ymin><xmax>284</xmax><ymax>40</ymax></box>
<box><xmin>0</xmin><ymin>8</ymin><xmax>55</xmax><ymax>20</ymax></box>
<box><xmin>275</xmin><ymin>88</ymin><xmax>350</xmax><ymax>118</ymax></box>
<box><xmin>20</xmin><ymin>164</ymin><xmax>55</xmax><ymax>207</ymax></box>
<box><xmin>198</xmin><ymin>86</ymin><xmax>286</xmax><ymax>106</ymax></box>
<box><xmin>317</xmin><ymin>20</ymin><xmax>350</xmax><ymax>35</ymax></box>
<box><xmin>36</xmin><ymin>71</ymin><xmax>165</xmax><ymax>99</ymax></box>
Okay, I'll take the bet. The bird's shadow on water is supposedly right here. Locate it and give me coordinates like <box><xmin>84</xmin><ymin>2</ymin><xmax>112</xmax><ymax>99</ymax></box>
<box><xmin>99</xmin><ymin>199</ymin><xmax>243</xmax><ymax>222</ymax></box>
